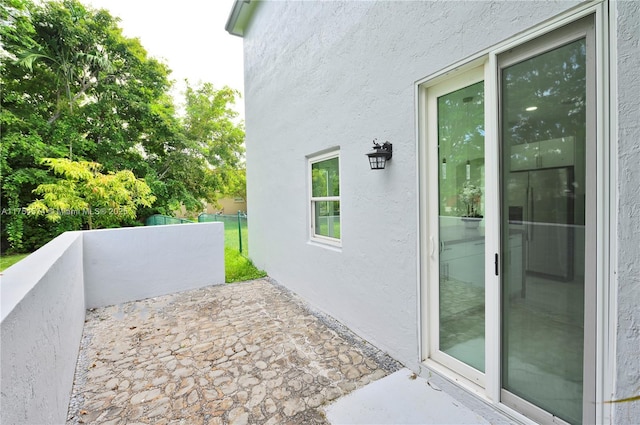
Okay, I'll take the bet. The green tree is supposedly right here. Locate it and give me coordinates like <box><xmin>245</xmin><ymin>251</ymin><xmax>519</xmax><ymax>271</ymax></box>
<box><xmin>1</xmin><ymin>0</ymin><xmax>171</xmax><ymax>250</ymax></box>
<box><xmin>15</xmin><ymin>0</ymin><xmax>113</xmax><ymax>129</ymax></box>
<box><xmin>148</xmin><ymin>82</ymin><xmax>246</xmax><ymax>214</ymax></box>
<box><xmin>223</xmin><ymin>168</ymin><xmax>247</xmax><ymax>200</ymax></box>
<box><xmin>27</xmin><ymin>158</ymin><xmax>155</xmax><ymax>229</ymax></box>
<box><xmin>183</xmin><ymin>83</ymin><xmax>244</xmax><ymax>171</ymax></box>
<box><xmin>1</xmin><ymin>0</ymin><xmax>246</xmax><ymax>251</ymax></box>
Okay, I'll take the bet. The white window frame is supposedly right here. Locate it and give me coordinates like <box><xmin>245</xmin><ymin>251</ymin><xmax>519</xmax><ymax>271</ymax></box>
<box><xmin>308</xmin><ymin>150</ymin><xmax>341</xmax><ymax>247</ymax></box>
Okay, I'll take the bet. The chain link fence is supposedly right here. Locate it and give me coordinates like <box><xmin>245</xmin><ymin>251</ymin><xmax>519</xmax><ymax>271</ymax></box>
<box><xmin>197</xmin><ymin>212</ymin><xmax>248</xmax><ymax>255</ymax></box>
<box><xmin>145</xmin><ymin>215</ymin><xmax>194</xmax><ymax>226</ymax></box>
<box><xmin>145</xmin><ymin>212</ymin><xmax>249</xmax><ymax>255</ymax></box>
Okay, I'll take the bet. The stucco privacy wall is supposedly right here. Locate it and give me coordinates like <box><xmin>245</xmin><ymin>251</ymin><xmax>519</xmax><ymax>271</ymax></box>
<box><xmin>0</xmin><ymin>223</ymin><xmax>225</xmax><ymax>424</ymax></box>
<box><xmin>613</xmin><ymin>0</ymin><xmax>640</xmax><ymax>421</ymax></box>
<box><xmin>1</xmin><ymin>232</ymin><xmax>85</xmax><ymax>425</ymax></box>
<box><xmin>84</xmin><ymin>222</ymin><xmax>225</xmax><ymax>308</ymax></box>
<box><xmin>242</xmin><ymin>0</ymin><xmax>581</xmax><ymax>368</ymax></box>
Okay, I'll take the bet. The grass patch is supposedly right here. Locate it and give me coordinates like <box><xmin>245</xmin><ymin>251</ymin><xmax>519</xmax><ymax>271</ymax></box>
<box><xmin>225</xmin><ymin>247</ymin><xmax>266</xmax><ymax>283</ymax></box>
<box><xmin>224</xmin><ymin>224</ymin><xmax>249</xmax><ymax>254</ymax></box>
<box><xmin>0</xmin><ymin>253</ymin><xmax>30</xmax><ymax>271</ymax></box>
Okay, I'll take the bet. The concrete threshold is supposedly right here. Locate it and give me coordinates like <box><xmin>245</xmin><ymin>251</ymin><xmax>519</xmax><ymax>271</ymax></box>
<box><xmin>324</xmin><ymin>368</ymin><xmax>518</xmax><ymax>425</ymax></box>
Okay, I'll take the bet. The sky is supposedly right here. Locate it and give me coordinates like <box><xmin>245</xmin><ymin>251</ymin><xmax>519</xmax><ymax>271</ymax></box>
<box><xmin>82</xmin><ymin>0</ymin><xmax>245</xmax><ymax>117</ymax></box>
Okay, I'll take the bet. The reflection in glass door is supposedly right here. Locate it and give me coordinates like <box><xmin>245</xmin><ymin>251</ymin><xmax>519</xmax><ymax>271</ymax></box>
<box><xmin>433</xmin><ymin>78</ymin><xmax>486</xmax><ymax>377</ymax></box>
<box><xmin>500</xmin><ymin>32</ymin><xmax>591</xmax><ymax>424</ymax></box>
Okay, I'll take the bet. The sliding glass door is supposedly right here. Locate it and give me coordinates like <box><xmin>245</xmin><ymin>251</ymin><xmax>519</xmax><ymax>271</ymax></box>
<box><xmin>499</xmin><ymin>17</ymin><xmax>595</xmax><ymax>424</ymax></box>
<box><xmin>423</xmin><ymin>15</ymin><xmax>597</xmax><ymax>425</ymax></box>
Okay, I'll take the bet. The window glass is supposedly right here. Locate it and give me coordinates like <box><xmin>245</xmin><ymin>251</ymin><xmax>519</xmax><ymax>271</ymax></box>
<box><xmin>314</xmin><ymin>200</ymin><xmax>340</xmax><ymax>239</ymax></box>
<box><xmin>311</xmin><ymin>157</ymin><xmax>339</xmax><ymax>197</ymax></box>
<box><xmin>437</xmin><ymin>81</ymin><xmax>486</xmax><ymax>373</ymax></box>
<box><xmin>310</xmin><ymin>154</ymin><xmax>340</xmax><ymax>243</ymax></box>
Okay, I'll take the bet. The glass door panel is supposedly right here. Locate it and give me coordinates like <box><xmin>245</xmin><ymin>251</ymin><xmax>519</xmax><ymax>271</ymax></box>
<box><xmin>501</xmin><ymin>38</ymin><xmax>587</xmax><ymax>424</ymax></box>
<box><xmin>437</xmin><ymin>81</ymin><xmax>485</xmax><ymax>373</ymax></box>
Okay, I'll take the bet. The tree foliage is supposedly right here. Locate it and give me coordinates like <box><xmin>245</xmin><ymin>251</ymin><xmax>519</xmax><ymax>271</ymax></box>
<box><xmin>1</xmin><ymin>0</ymin><xmax>246</xmax><ymax>252</ymax></box>
<box><xmin>502</xmin><ymin>38</ymin><xmax>586</xmax><ymax>146</ymax></box>
<box><xmin>27</xmin><ymin>158</ymin><xmax>155</xmax><ymax>229</ymax></box>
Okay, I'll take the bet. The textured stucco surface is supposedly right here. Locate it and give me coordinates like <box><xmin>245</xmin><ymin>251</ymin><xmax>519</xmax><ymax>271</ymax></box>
<box><xmin>1</xmin><ymin>232</ymin><xmax>86</xmax><ymax>425</ymax></box>
<box><xmin>242</xmin><ymin>0</ymin><xmax>581</xmax><ymax>370</ymax></box>
<box><xmin>613</xmin><ymin>0</ymin><xmax>640</xmax><ymax>422</ymax></box>
<box><xmin>83</xmin><ymin>222</ymin><xmax>225</xmax><ymax>308</ymax></box>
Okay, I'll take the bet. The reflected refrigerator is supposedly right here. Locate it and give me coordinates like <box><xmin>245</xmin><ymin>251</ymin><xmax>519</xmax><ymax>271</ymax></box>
<box><xmin>507</xmin><ymin>166</ymin><xmax>575</xmax><ymax>281</ymax></box>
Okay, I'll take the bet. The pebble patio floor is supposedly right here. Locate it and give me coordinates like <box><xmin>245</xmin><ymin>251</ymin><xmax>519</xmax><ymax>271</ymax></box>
<box><xmin>66</xmin><ymin>279</ymin><xmax>401</xmax><ymax>425</ymax></box>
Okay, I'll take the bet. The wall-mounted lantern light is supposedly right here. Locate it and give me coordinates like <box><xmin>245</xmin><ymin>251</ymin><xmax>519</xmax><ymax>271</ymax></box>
<box><xmin>366</xmin><ymin>140</ymin><xmax>393</xmax><ymax>170</ymax></box>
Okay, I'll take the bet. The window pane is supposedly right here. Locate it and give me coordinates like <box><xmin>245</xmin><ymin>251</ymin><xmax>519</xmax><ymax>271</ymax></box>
<box><xmin>314</xmin><ymin>200</ymin><xmax>340</xmax><ymax>239</ymax></box>
<box><xmin>437</xmin><ymin>81</ymin><xmax>485</xmax><ymax>373</ymax></box>
<box><xmin>501</xmin><ymin>38</ymin><xmax>586</xmax><ymax>425</ymax></box>
<box><xmin>312</xmin><ymin>157</ymin><xmax>339</xmax><ymax>197</ymax></box>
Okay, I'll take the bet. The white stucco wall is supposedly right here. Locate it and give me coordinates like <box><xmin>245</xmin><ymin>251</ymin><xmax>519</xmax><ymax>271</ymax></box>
<box><xmin>1</xmin><ymin>232</ymin><xmax>86</xmax><ymax>425</ymax></box>
<box><xmin>613</xmin><ymin>0</ymin><xmax>640</xmax><ymax>422</ymax></box>
<box><xmin>1</xmin><ymin>222</ymin><xmax>226</xmax><ymax>423</ymax></box>
<box><xmin>84</xmin><ymin>222</ymin><xmax>225</xmax><ymax>308</ymax></box>
<box><xmin>242</xmin><ymin>0</ymin><xmax>582</xmax><ymax>369</ymax></box>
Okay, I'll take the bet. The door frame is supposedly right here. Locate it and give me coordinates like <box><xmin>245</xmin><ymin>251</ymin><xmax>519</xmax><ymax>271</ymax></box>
<box><xmin>424</xmin><ymin>66</ymin><xmax>487</xmax><ymax>388</ymax></box>
<box><xmin>416</xmin><ymin>1</ymin><xmax>612</xmax><ymax>422</ymax></box>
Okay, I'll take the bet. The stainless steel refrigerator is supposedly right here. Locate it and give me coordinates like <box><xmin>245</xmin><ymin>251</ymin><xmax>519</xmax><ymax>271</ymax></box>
<box><xmin>507</xmin><ymin>166</ymin><xmax>575</xmax><ymax>281</ymax></box>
